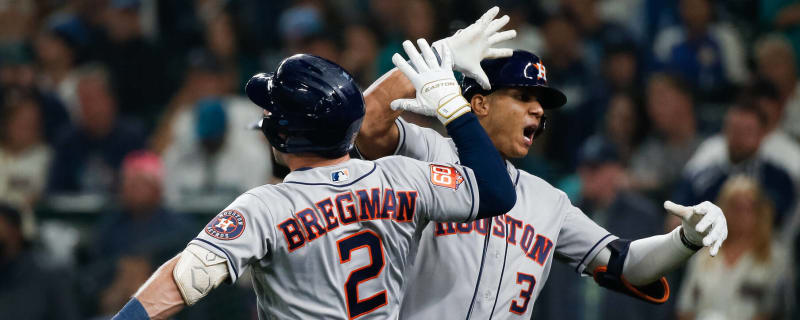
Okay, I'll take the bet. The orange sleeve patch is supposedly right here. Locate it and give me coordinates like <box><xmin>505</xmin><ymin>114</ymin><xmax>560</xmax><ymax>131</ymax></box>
<box><xmin>429</xmin><ymin>164</ymin><xmax>465</xmax><ymax>189</ymax></box>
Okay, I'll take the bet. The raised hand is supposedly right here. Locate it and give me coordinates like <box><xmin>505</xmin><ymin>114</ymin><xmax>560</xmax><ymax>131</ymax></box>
<box><xmin>664</xmin><ymin>201</ymin><xmax>728</xmax><ymax>256</ymax></box>
<box><xmin>433</xmin><ymin>6</ymin><xmax>517</xmax><ymax>90</ymax></box>
<box><xmin>391</xmin><ymin>39</ymin><xmax>471</xmax><ymax>125</ymax></box>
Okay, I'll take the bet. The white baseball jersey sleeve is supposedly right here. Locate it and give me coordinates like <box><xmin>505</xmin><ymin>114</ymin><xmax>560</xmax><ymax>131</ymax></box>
<box><xmin>392</xmin><ymin>117</ymin><xmax>617</xmax><ymax>319</ymax></box>
<box><xmin>189</xmin><ymin>157</ymin><xmax>480</xmax><ymax>319</ymax></box>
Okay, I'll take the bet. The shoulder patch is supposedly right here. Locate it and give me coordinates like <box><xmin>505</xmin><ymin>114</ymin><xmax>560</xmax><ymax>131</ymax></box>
<box><xmin>205</xmin><ymin>210</ymin><xmax>246</xmax><ymax>240</ymax></box>
<box><xmin>429</xmin><ymin>164</ymin><xmax>464</xmax><ymax>189</ymax></box>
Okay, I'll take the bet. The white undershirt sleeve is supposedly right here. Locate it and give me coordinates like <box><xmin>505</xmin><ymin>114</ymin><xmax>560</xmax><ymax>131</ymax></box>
<box><xmin>588</xmin><ymin>227</ymin><xmax>697</xmax><ymax>285</ymax></box>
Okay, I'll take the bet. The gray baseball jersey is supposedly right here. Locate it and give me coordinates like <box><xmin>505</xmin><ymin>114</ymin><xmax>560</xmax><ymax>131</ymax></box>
<box><xmin>189</xmin><ymin>156</ymin><xmax>480</xmax><ymax>319</ymax></box>
<box><xmin>388</xmin><ymin>118</ymin><xmax>617</xmax><ymax>319</ymax></box>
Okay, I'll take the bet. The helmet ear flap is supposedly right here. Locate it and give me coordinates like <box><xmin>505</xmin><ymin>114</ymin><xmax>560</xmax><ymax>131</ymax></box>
<box><xmin>533</xmin><ymin>116</ymin><xmax>547</xmax><ymax>139</ymax></box>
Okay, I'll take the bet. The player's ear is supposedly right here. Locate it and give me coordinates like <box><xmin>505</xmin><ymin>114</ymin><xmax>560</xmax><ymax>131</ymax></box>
<box><xmin>470</xmin><ymin>94</ymin><xmax>490</xmax><ymax>117</ymax></box>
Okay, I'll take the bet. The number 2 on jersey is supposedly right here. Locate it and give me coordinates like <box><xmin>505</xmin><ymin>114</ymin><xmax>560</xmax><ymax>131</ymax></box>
<box><xmin>337</xmin><ymin>230</ymin><xmax>387</xmax><ymax>319</ymax></box>
<box><xmin>509</xmin><ymin>272</ymin><xmax>537</xmax><ymax>315</ymax></box>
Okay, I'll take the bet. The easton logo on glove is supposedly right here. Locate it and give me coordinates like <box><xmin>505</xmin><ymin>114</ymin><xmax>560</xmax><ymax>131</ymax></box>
<box><xmin>423</xmin><ymin>80</ymin><xmax>459</xmax><ymax>93</ymax></box>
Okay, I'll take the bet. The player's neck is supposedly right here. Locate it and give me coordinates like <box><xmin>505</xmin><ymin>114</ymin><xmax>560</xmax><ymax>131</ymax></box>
<box><xmin>284</xmin><ymin>154</ymin><xmax>351</xmax><ymax>171</ymax></box>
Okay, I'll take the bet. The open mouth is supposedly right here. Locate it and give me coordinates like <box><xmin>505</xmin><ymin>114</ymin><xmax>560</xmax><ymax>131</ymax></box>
<box><xmin>522</xmin><ymin>124</ymin><xmax>537</xmax><ymax>144</ymax></box>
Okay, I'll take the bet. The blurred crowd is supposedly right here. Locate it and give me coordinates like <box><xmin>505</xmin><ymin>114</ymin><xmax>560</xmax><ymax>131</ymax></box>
<box><xmin>0</xmin><ymin>0</ymin><xmax>798</xmax><ymax>319</ymax></box>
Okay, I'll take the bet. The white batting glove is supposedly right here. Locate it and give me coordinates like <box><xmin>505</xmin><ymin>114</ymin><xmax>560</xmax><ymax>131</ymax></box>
<box><xmin>391</xmin><ymin>39</ymin><xmax>471</xmax><ymax>125</ymax></box>
<box><xmin>664</xmin><ymin>201</ymin><xmax>728</xmax><ymax>257</ymax></box>
<box><xmin>432</xmin><ymin>6</ymin><xmax>517</xmax><ymax>90</ymax></box>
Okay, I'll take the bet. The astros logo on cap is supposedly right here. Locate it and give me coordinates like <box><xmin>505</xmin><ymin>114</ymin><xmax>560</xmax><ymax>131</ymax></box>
<box><xmin>534</xmin><ymin>61</ymin><xmax>547</xmax><ymax>81</ymax></box>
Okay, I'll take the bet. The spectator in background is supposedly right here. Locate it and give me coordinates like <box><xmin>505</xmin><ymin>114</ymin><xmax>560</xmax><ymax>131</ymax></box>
<box><xmin>630</xmin><ymin>73</ymin><xmax>701</xmax><ymax>201</ymax></box>
<box><xmin>761</xmin><ymin>0</ymin><xmax>800</xmax><ymax>68</ymax></box>
<box><xmin>563</xmin><ymin>0</ymin><xmax>637</xmax><ymax>78</ymax></box>
<box><xmin>0</xmin><ymin>97</ymin><xmax>52</xmax><ymax>206</ymax></box>
<box><xmin>754</xmin><ymin>81</ymin><xmax>800</xmax><ymax>197</ymax></box>
<box><xmin>275</xmin><ymin>0</ymin><xmax>342</xmax><ymax>65</ymax></box>
<box><xmin>340</xmin><ymin>24</ymin><xmax>380</xmax><ymax>87</ymax></box>
<box><xmin>0</xmin><ymin>47</ymin><xmax>70</xmax><ymax>144</ymax></box>
<box><xmin>367</xmin><ymin>0</ymin><xmax>406</xmax><ymax>40</ymax></box>
<box><xmin>492</xmin><ymin>1</ymin><xmax>544</xmax><ymax>54</ymax></box>
<box><xmin>204</xmin><ymin>10</ymin><xmax>259</xmax><ymax>94</ymax></box>
<box><xmin>88</xmin><ymin>151</ymin><xmax>189</xmax><ymax>316</ymax></box>
<box><xmin>590</xmin><ymin>40</ymin><xmax>645</xmax><ymax>141</ymax></box>
<box><xmin>714</xmin><ymin>0</ymin><xmax>760</xmax><ymax>47</ymax></box>
<box><xmin>97</xmin><ymin>0</ymin><xmax>172</xmax><ymax>130</ymax></box>
<box><xmin>0</xmin><ymin>202</ymin><xmax>79</xmax><ymax>320</ymax></box>
<box><xmin>676</xmin><ymin>101</ymin><xmax>797</xmax><ymax>230</ymax></box>
<box><xmin>600</xmin><ymin>40</ymin><xmax>643</xmax><ymax>96</ymax></box>
<box><xmin>150</xmin><ymin>50</ymin><xmax>233</xmax><ymax>153</ymax></box>
<box><xmin>0</xmin><ymin>0</ymin><xmax>36</xmax><ymax>47</ymax></box>
<box><xmin>677</xmin><ymin>176</ymin><xmax>789</xmax><ymax>320</ymax></box>
<box><xmin>652</xmin><ymin>0</ymin><xmax>747</xmax><ymax>104</ymax></box>
<box><xmin>33</xmin><ymin>13</ymin><xmax>89</xmax><ymax>121</ymax></box>
<box><xmin>541</xmin><ymin>13</ymin><xmax>602</xmax><ymax>173</ymax></box>
<box><xmin>755</xmin><ymin>35</ymin><xmax>800</xmax><ymax>142</ymax></box>
<box><xmin>376</xmin><ymin>0</ymin><xmax>440</xmax><ymax>74</ymax></box>
<box><xmin>163</xmin><ymin>98</ymin><xmax>272</xmax><ymax>211</ymax></box>
<box><xmin>586</xmin><ymin>92</ymin><xmax>648</xmax><ymax>165</ymax></box>
<box><xmin>278</xmin><ymin>0</ymin><xmax>325</xmax><ymax>51</ymax></box>
<box><xmin>91</xmin><ymin>151</ymin><xmax>187</xmax><ymax>258</ymax></box>
<box><xmin>48</xmin><ymin>65</ymin><xmax>145</xmax><ymax>195</ymax></box>
<box><xmin>295</xmin><ymin>32</ymin><xmax>342</xmax><ymax>63</ymax></box>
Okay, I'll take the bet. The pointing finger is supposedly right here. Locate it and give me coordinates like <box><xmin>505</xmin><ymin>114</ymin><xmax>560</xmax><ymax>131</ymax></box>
<box><xmin>664</xmin><ymin>201</ymin><xmax>693</xmax><ymax>220</ymax></box>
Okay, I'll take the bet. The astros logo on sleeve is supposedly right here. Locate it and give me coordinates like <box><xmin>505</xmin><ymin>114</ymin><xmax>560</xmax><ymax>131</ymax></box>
<box><xmin>205</xmin><ymin>210</ymin><xmax>246</xmax><ymax>240</ymax></box>
<box><xmin>429</xmin><ymin>164</ymin><xmax>464</xmax><ymax>189</ymax></box>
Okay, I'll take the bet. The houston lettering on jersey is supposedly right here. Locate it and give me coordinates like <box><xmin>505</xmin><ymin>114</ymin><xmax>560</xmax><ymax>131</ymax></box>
<box><xmin>278</xmin><ymin>188</ymin><xmax>419</xmax><ymax>252</ymax></box>
<box><xmin>433</xmin><ymin>214</ymin><xmax>554</xmax><ymax>266</ymax></box>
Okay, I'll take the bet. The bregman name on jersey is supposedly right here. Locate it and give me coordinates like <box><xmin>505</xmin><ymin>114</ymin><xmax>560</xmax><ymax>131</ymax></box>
<box><xmin>278</xmin><ymin>188</ymin><xmax>420</xmax><ymax>252</ymax></box>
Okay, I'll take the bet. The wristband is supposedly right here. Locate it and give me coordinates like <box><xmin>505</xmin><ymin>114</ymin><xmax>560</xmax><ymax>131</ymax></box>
<box><xmin>112</xmin><ymin>297</ymin><xmax>150</xmax><ymax>320</ymax></box>
<box><xmin>679</xmin><ymin>228</ymin><xmax>703</xmax><ymax>251</ymax></box>
<box><xmin>433</xmin><ymin>91</ymin><xmax>471</xmax><ymax>124</ymax></box>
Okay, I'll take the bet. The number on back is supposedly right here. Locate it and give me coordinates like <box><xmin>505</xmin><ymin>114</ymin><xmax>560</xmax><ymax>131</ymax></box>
<box><xmin>337</xmin><ymin>230</ymin><xmax>387</xmax><ymax>319</ymax></box>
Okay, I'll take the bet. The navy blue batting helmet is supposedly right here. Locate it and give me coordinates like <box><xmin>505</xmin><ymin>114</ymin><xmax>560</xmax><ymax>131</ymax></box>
<box><xmin>462</xmin><ymin>50</ymin><xmax>567</xmax><ymax>109</ymax></box>
<box><xmin>246</xmin><ymin>54</ymin><xmax>365</xmax><ymax>158</ymax></box>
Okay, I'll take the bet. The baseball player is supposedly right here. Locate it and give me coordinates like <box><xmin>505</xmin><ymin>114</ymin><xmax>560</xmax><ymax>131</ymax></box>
<box><xmin>355</xmin><ymin>8</ymin><xmax>729</xmax><ymax>319</ymax></box>
<box><xmin>112</xmin><ymin>40</ymin><xmax>517</xmax><ymax>319</ymax></box>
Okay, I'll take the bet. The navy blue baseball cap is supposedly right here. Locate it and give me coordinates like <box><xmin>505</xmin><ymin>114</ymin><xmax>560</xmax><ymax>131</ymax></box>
<box><xmin>462</xmin><ymin>50</ymin><xmax>567</xmax><ymax>109</ymax></box>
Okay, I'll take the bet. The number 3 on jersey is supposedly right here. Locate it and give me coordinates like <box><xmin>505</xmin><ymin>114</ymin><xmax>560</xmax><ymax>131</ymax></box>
<box><xmin>337</xmin><ymin>230</ymin><xmax>387</xmax><ymax>319</ymax></box>
<box><xmin>509</xmin><ymin>272</ymin><xmax>536</xmax><ymax>315</ymax></box>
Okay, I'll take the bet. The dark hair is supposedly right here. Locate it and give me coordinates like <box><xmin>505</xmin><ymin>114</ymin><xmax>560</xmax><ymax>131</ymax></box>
<box><xmin>729</xmin><ymin>96</ymin><xmax>769</xmax><ymax>128</ymax></box>
<box><xmin>752</xmin><ymin>79</ymin><xmax>780</xmax><ymax>101</ymax></box>
<box><xmin>648</xmin><ymin>72</ymin><xmax>693</xmax><ymax>100</ymax></box>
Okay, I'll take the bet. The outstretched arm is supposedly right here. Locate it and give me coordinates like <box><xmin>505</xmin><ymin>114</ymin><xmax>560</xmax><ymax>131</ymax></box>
<box><xmin>586</xmin><ymin>201</ymin><xmax>728</xmax><ymax>303</ymax></box>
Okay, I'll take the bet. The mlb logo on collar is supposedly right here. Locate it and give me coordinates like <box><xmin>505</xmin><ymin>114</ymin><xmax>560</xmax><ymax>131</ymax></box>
<box><xmin>331</xmin><ymin>168</ymin><xmax>350</xmax><ymax>182</ymax></box>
